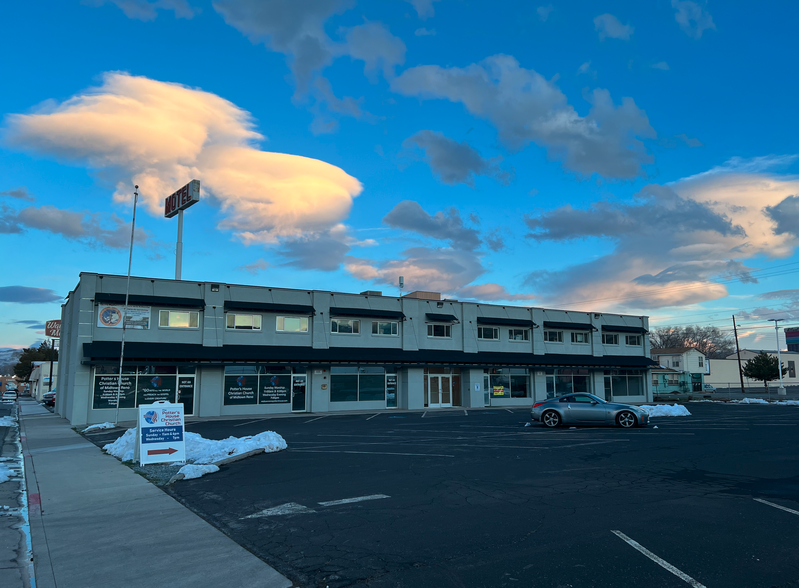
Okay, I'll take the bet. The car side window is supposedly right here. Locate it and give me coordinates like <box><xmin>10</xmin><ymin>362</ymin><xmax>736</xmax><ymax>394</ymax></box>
<box><xmin>559</xmin><ymin>396</ymin><xmax>573</xmax><ymax>403</ymax></box>
<box><xmin>572</xmin><ymin>394</ymin><xmax>594</xmax><ymax>403</ymax></box>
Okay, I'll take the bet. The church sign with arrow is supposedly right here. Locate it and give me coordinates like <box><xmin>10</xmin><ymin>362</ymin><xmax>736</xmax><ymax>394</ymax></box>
<box><xmin>137</xmin><ymin>401</ymin><xmax>186</xmax><ymax>465</ymax></box>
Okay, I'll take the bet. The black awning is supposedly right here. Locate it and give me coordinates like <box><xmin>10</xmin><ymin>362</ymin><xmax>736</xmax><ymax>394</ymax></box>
<box><xmin>425</xmin><ymin>313</ymin><xmax>459</xmax><ymax>322</ymax></box>
<box><xmin>329</xmin><ymin>307</ymin><xmax>405</xmax><ymax>320</ymax></box>
<box><xmin>543</xmin><ymin>321</ymin><xmax>595</xmax><ymax>331</ymax></box>
<box><xmin>602</xmin><ymin>325</ymin><xmax>648</xmax><ymax>334</ymax></box>
<box><xmin>82</xmin><ymin>341</ymin><xmax>658</xmax><ymax>370</ymax></box>
<box><xmin>224</xmin><ymin>301</ymin><xmax>315</xmax><ymax>315</ymax></box>
<box><xmin>476</xmin><ymin>317</ymin><xmax>536</xmax><ymax>327</ymax></box>
<box><xmin>94</xmin><ymin>292</ymin><xmax>205</xmax><ymax>308</ymax></box>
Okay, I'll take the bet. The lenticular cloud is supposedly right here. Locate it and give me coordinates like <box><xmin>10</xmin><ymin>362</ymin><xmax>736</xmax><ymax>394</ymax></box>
<box><xmin>3</xmin><ymin>72</ymin><xmax>362</xmax><ymax>242</ymax></box>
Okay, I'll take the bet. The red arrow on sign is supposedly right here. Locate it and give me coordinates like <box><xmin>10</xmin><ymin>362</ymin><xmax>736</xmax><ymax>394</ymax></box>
<box><xmin>147</xmin><ymin>448</ymin><xmax>178</xmax><ymax>456</ymax></box>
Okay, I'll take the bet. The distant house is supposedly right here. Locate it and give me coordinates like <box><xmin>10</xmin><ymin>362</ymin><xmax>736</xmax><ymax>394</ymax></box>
<box><xmin>650</xmin><ymin>347</ymin><xmax>707</xmax><ymax>392</ymax></box>
<box><xmin>705</xmin><ymin>350</ymin><xmax>799</xmax><ymax>391</ymax></box>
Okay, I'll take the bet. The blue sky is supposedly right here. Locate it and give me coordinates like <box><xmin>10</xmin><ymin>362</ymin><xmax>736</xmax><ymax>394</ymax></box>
<box><xmin>2</xmin><ymin>0</ymin><xmax>799</xmax><ymax>350</ymax></box>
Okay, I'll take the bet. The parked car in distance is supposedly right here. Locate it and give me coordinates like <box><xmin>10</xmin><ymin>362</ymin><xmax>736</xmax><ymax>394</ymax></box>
<box><xmin>703</xmin><ymin>384</ymin><xmax>717</xmax><ymax>392</ymax></box>
<box><xmin>42</xmin><ymin>389</ymin><xmax>56</xmax><ymax>407</ymax></box>
<box><xmin>531</xmin><ymin>393</ymin><xmax>649</xmax><ymax>428</ymax></box>
<box><xmin>2</xmin><ymin>390</ymin><xmax>17</xmax><ymax>402</ymax></box>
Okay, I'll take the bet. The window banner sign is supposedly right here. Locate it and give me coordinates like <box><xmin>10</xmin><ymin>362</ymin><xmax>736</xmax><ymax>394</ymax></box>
<box><xmin>93</xmin><ymin>375</ymin><xmax>136</xmax><ymax>409</ymax></box>
<box><xmin>260</xmin><ymin>374</ymin><xmax>290</xmax><ymax>404</ymax></box>
<box><xmin>136</xmin><ymin>375</ymin><xmax>177</xmax><ymax>406</ymax></box>
<box><xmin>492</xmin><ymin>385</ymin><xmax>506</xmax><ymax>397</ymax></box>
<box><xmin>224</xmin><ymin>375</ymin><xmax>257</xmax><ymax>405</ymax></box>
<box><xmin>137</xmin><ymin>402</ymin><xmax>186</xmax><ymax>466</ymax></box>
<box><xmin>97</xmin><ymin>305</ymin><xmax>151</xmax><ymax>329</ymax></box>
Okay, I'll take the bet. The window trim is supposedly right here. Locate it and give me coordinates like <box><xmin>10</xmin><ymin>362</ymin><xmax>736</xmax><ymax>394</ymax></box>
<box><xmin>331</xmin><ymin>318</ymin><xmax>360</xmax><ymax>335</ymax></box>
<box><xmin>570</xmin><ymin>332</ymin><xmax>590</xmax><ymax>344</ymax></box>
<box><xmin>371</xmin><ymin>320</ymin><xmax>399</xmax><ymax>336</ymax></box>
<box><xmin>427</xmin><ymin>323</ymin><xmax>452</xmax><ymax>338</ymax></box>
<box><xmin>602</xmin><ymin>333</ymin><xmax>619</xmax><ymax>345</ymax></box>
<box><xmin>544</xmin><ymin>330</ymin><xmax>563</xmax><ymax>343</ymax></box>
<box><xmin>625</xmin><ymin>334</ymin><xmax>642</xmax><ymax>346</ymax></box>
<box><xmin>477</xmin><ymin>326</ymin><xmax>499</xmax><ymax>340</ymax></box>
<box><xmin>509</xmin><ymin>328</ymin><xmax>530</xmax><ymax>342</ymax></box>
<box><xmin>276</xmin><ymin>315</ymin><xmax>309</xmax><ymax>333</ymax></box>
<box><xmin>225</xmin><ymin>313</ymin><xmax>262</xmax><ymax>331</ymax></box>
<box><xmin>158</xmin><ymin>310</ymin><xmax>200</xmax><ymax>329</ymax></box>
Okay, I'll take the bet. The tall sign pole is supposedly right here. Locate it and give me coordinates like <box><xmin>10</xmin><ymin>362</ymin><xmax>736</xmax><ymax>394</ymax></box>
<box><xmin>115</xmin><ymin>185</ymin><xmax>139</xmax><ymax>426</ymax></box>
<box><xmin>732</xmin><ymin>315</ymin><xmax>746</xmax><ymax>394</ymax></box>
<box><xmin>164</xmin><ymin>180</ymin><xmax>200</xmax><ymax>280</ymax></box>
<box><xmin>45</xmin><ymin>320</ymin><xmax>61</xmax><ymax>393</ymax></box>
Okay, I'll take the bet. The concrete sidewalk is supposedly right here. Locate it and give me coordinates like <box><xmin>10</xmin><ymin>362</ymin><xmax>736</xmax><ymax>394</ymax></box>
<box><xmin>17</xmin><ymin>398</ymin><xmax>294</xmax><ymax>588</ymax></box>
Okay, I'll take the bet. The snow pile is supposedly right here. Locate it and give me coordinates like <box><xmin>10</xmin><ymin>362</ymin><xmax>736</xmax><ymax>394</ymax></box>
<box><xmin>0</xmin><ymin>416</ymin><xmax>16</xmax><ymax>427</ymax></box>
<box><xmin>735</xmin><ymin>398</ymin><xmax>769</xmax><ymax>404</ymax></box>
<box><xmin>689</xmin><ymin>400</ymin><xmax>725</xmax><ymax>403</ymax></box>
<box><xmin>179</xmin><ymin>464</ymin><xmax>219</xmax><ymax>480</ymax></box>
<box><xmin>83</xmin><ymin>422</ymin><xmax>116</xmax><ymax>433</ymax></box>
<box><xmin>0</xmin><ymin>464</ymin><xmax>12</xmax><ymax>484</ymax></box>
<box><xmin>639</xmin><ymin>404</ymin><xmax>691</xmax><ymax>417</ymax></box>
<box><xmin>775</xmin><ymin>400</ymin><xmax>799</xmax><ymax>406</ymax></box>
<box><xmin>103</xmin><ymin>428</ymin><xmax>287</xmax><ymax>466</ymax></box>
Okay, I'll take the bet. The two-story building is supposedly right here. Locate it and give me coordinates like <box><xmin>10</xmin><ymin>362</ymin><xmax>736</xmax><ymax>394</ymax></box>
<box><xmin>56</xmin><ymin>273</ymin><xmax>658</xmax><ymax>426</ymax></box>
<box><xmin>650</xmin><ymin>347</ymin><xmax>708</xmax><ymax>392</ymax></box>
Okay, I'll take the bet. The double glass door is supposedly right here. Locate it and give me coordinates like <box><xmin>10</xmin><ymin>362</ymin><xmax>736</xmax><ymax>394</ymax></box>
<box><xmin>428</xmin><ymin>375</ymin><xmax>452</xmax><ymax>408</ymax></box>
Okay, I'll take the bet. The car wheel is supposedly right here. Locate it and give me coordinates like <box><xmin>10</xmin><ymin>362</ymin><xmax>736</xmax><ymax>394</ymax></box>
<box><xmin>616</xmin><ymin>411</ymin><xmax>637</xmax><ymax>428</ymax></box>
<box><xmin>542</xmin><ymin>410</ymin><xmax>561</xmax><ymax>428</ymax></box>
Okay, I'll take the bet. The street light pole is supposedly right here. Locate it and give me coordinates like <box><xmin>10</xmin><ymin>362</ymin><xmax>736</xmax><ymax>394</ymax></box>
<box><xmin>768</xmin><ymin>318</ymin><xmax>786</xmax><ymax>396</ymax></box>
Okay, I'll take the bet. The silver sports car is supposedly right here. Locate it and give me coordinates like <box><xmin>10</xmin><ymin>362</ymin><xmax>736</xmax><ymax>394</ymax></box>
<box><xmin>531</xmin><ymin>393</ymin><xmax>649</xmax><ymax>428</ymax></box>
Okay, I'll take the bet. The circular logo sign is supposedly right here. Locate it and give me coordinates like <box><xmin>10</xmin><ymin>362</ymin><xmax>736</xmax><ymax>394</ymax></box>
<box><xmin>151</xmin><ymin>376</ymin><xmax>161</xmax><ymax>388</ymax></box>
<box><xmin>143</xmin><ymin>410</ymin><xmax>158</xmax><ymax>425</ymax></box>
<box><xmin>99</xmin><ymin>306</ymin><xmax>122</xmax><ymax>327</ymax></box>
<box><xmin>237</xmin><ymin>375</ymin><xmax>246</xmax><ymax>387</ymax></box>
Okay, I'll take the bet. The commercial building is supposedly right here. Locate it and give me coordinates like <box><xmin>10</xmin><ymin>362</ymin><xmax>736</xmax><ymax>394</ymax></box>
<box><xmin>706</xmin><ymin>350</ymin><xmax>799</xmax><ymax>391</ymax></box>
<box><xmin>56</xmin><ymin>273</ymin><xmax>657</xmax><ymax>426</ymax></box>
<box><xmin>29</xmin><ymin>361</ymin><xmax>58</xmax><ymax>401</ymax></box>
<box><xmin>650</xmin><ymin>347</ymin><xmax>708</xmax><ymax>393</ymax></box>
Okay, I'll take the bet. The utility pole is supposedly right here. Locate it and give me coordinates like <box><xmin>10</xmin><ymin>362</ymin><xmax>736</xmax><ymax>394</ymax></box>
<box><xmin>115</xmin><ymin>185</ymin><xmax>139</xmax><ymax>426</ymax></box>
<box><xmin>47</xmin><ymin>338</ymin><xmax>55</xmax><ymax>393</ymax></box>
<box><xmin>732</xmin><ymin>315</ymin><xmax>746</xmax><ymax>395</ymax></box>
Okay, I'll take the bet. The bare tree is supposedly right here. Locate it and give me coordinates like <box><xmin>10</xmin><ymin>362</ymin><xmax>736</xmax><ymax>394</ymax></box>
<box><xmin>650</xmin><ymin>325</ymin><xmax>734</xmax><ymax>359</ymax></box>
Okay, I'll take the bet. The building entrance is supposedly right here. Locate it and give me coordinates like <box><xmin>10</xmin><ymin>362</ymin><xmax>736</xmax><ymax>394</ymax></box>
<box><xmin>292</xmin><ymin>375</ymin><xmax>307</xmax><ymax>412</ymax></box>
<box><xmin>427</xmin><ymin>375</ymin><xmax>452</xmax><ymax>408</ymax></box>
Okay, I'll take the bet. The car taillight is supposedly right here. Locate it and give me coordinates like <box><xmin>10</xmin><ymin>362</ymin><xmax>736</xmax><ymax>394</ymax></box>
<box><xmin>532</xmin><ymin>402</ymin><xmax>545</xmax><ymax>408</ymax></box>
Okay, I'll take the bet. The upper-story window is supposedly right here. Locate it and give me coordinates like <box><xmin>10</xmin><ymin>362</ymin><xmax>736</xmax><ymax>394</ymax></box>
<box><xmin>277</xmin><ymin>316</ymin><xmax>308</xmax><ymax>332</ymax></box>
<box><xmin>477</xmin><ymin>326</ymin><xmax>499</xmax><ymax>340</ymax></box>
<box><xmin>626</xmin><ymin>335</ymin><xmax>642</xmax><ymax>346</ymax></box>
<box><xmin>571</xmin><ymin>332</ymin><xmax>590</xmax><ymax>344</ymax></box>
<box><xmin>602</xmin><ymin>333</ymin><xmax>619</xmax><ymax>345</ymax></box>
<box><xmin>672</xmin><ymin>358</ymin><xmax>680</xmax><ymax>368</ymax></box>
<box><xmin>159</xmin><ymin>310</ymin><xmax>199</xmax><ymax>329</ymax></box>
<box><xmin>427</xmin><ymin>324</ymin><xmax>451</xmax><ymax>338</ymax></box>
<box><xmin>509</xmin><ymin>329</ymin><xmax>529</xmax><ymax>341</ymax></box>
<box><xmin>698</xmin><ymin>356</ymin><xmax>704</xmax><ymax>367</ymax></box>
<box><xmin>226</xmin><ymin>313</ymin><xmax>262</xmax><ymax>330</ymax></box>
<box><xmin>372</xmin><ymin>321</ymin><xmax>398</xmax><ymax>336</ymax></box>
<box><xmin>331</xmin><ymin>318</ymin><xmax>360</xmax><ymax>334</ymax></box>
<box><xmin>544</xmin><ymin>330</ymin><xmax>563</xmax><ymax>343</ymax></box>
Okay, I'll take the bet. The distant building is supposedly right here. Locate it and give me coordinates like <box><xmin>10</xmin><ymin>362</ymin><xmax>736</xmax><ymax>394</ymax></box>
<box><xmin>787</xmin><ymin>328</ymin><xmax>799</xmax><ymax>353</ymax></box>
<box><xmin>29</xmin><ymin>362</ymin><xmax>58</xmax><ymax>400</ymax></box>
<box><xmin>705</xmin><ymin>350</ymin><xmax>799</xmax><ymax>391</ymax></box>
<box><xmin>650</xmin><ymin>347</ymin><xmax>707</xmax><ymax>392</ymax></box>
<box><xmin>56</xmin><ymin>272</ymin><xmax>657</xmax><ymax>426</ymax></box>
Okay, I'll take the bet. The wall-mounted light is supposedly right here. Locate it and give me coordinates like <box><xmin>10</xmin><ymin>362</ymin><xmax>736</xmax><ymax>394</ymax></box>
<box><xmin>436</xmin><ymin>301</ymin><xmax>444</xmax><ymax>308</ymax></box>
<box><xmin>211</xmin><ymin>284</ymin><xmax>220</xmax><ymax>292</ymax></box>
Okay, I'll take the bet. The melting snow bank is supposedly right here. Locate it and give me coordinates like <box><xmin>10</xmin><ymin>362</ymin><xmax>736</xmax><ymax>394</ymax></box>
<box><xmin>734</xmin><ymin>398</ymin><xmax>799</xmax><ymax>406</ymax></box>
<box><xmin>83</xmin><ymin>422</ymin><xmax>116</xmax><ymax>433</ymax></box>
<box><xmin>0</xmin><ymin>464</ymin><xmax>12</xmax><ymax>484</ymax></box>
<box><xmin>0</xmin><ymin>416</ymin><xmax>17</xmax><ymax>427</ymax></box>
<box><xmin>639</xmin><ymin>404</ymin><xmax>691</xmax><ymax>417</ymax></box>
<box><xmin>103</xmin><ymin>428</ymin><xmax>287</xmax><ymax>479</ymax></box>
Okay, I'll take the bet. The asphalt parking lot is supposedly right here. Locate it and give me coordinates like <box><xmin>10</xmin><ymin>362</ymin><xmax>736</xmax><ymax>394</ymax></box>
<box><xmin>163</xmin><ymin>404</ymin><xmax>799</xmax><ymax>588</ymax></box>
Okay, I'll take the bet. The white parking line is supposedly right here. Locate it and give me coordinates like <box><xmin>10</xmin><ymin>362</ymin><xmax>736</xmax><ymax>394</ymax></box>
<box><xmin>421</xmin><ymin>411</ymin><xmax>427</xmax><ymax>418</ymax></box>
<box><xmin>304</xmin><ymin>415</ymin><xmax>328</xmax><ymax>423</ymax></box>
<box><xmin>505</xmin><ymin>409</ymin><xmax>513</xmax><ymax>413</ymax></box>
<box><xmin>611</xmin><ymin>530</ymin><xmax>707</xmax><ymax>588</ymax></box>
<box><xmin>291</xmin><ymin>449</ymin><xmax>455</xmax><ymax>457</ymax></box>
<box><xmin>318</xmin><ymin>494</ymin><xmax>390</xmax><ymax>507</ymax></box>
<box><xmin>233</xmin><ymin>418</ymin><xmax>271</xmax><ymax>427</ymax></box>
<box><xmin>464</xmin><ymin>409</ymin><xmax>468</xmax><ymax>416</ymax></box>
<box><xmin>366</xmin><ymin>413</ymin><xmax>380</xmax><ymax>420</ymax></box>
<box><xmin>754</xmin><ymin>498</ymin><xmax>799</xmax><ymax>516</ymax></box>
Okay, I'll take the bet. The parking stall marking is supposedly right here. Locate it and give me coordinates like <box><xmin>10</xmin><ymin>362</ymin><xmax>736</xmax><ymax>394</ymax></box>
<box><xmin>245</xmin><ymin>502</ymin><xmax>316</xmax><ymax>518</ymax></box>
<box><xmin>304</xmin><ymin>415</ymin><xmax>328</xmax><ymax>424</ymax></box>
<box><xmin>753</xmin><ymin>498</ymin><xmax>799</xmax><ymax>517</ymax></box>
<box><xmin>611</xmin><ymin>530</ymin><xmax>708</xmax><ymax>588</ymax></box>
<box><xmin>366</xmin><ymin>413</ymin><xmax>380</xmax><ymax>420</ymax></box>
<box><xmin>290</xmin><ymin>449</ymin><xmax>456</xmax><ymax>457</ymax></box>
<box><xmin>318</xmin><ymin>494</ymin><xmax>390</xmax><ymax>507</ymax></box>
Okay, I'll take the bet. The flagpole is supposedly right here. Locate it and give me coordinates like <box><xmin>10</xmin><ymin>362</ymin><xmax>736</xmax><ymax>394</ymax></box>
<box><xmin>114</xmin><ymin>185</ymin><xmax>138</xmax><ymax>426</ymax></box>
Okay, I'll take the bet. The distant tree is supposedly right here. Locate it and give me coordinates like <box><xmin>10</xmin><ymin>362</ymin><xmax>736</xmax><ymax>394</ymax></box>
<box><xmin>742</xmin><ymin>352</ymin><xmax>788</xmax><ymax>393</ymax></box>
<box><xmin>13</xmin><ymin>342</ymin><xmax>58</xmax><ymax>381</ymax></box>
<box><xmin>650</xmin><ymin>325</ymin><xmax>735</xmax><ymax>359</ymax></box>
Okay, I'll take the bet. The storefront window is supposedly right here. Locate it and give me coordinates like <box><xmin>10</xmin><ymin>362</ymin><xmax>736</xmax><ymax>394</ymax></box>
<box><xmin>330</xmin><ymin>367</ymin><xmax>389</xmax><ymax>402</ymax></box>
<box><xmin>93</xmin><ymin>364</ymin><xmax>196</xmax><ymax>414</ymax></box>
<box><xmin>484</xmin><ymin>368</ymin><xmax>530</xmax><ymax>399</ymax></box>
<box><xmin>222</xmin><ymin>365</ymin><xmax>294</xmax><ymax>405</ymax></box>
<box><xmin>603</xmin><ymin>370</ymin><xmax>645</xmax><ymax>398</ymax></box>
<box><xmin>545</xmin><ymin>369</ymin><xmax>590</xmax><ymax>398</ymax></box>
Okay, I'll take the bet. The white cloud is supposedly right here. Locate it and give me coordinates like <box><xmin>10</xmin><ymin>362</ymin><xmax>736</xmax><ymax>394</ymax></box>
<box><xmin>83</xmin><ymin>0</ymin><xmax>196</xmax><ymax>21</ymax></box>
<box><xmin>671</xmin><ymin>0</ymin><xmax>716</xmax><ymax>39</ymax></box>
<box><xmin>236</xmin><ymin>259</ymin><xmax>270</xmax><ymax>274</ymax></box>
<box><xmin>3</xmin><ymin>72</ymin><xmax>363</xmax><ymax>244</ymax></box>
<box><xmin>404</xmin><ymin>0</ymin><xmax>441</xmax><ymax>20</ymax></box>
<box><xmin>392</xmin><ymin>55</ymin><xmax>655</xmax><ymax>179</ymax></box>
<box><xmin>537</xmin><ymin>5</ymin><xmax>554</xmax><ymax>22</ymax></box>
<box><xmin>594</xmin><ymin>14</ymin><xmax>634</xmax><ymax>41</ymax></box>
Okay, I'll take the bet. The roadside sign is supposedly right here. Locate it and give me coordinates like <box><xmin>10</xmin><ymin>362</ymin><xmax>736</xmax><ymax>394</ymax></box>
<box><xmin>137</xmin><ymin>401</ymin><xmax>186</xmax><ymax>466</ymax></box>
<box><xmin>45</xmin><ymin>320</ymin><xmax>61</xmax><ymax>338</ymax></box>
<box><xmin>164</xmin><ymin>179</ymin><xmax>200</xmax><ymax>218</ymax></box>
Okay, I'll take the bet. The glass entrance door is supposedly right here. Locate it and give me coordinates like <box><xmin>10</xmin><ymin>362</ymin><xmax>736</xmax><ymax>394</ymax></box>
<box><xmin>427</xmin><ymin>375</ymin><xmax>452</xmax><ymax>408</ymax></box>
<box><xmin>292</xmin><ymin>376</ymin><xmax>307</xmax><ymax>412</ymax></box>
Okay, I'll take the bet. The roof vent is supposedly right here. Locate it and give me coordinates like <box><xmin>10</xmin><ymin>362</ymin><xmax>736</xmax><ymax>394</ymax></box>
<box><xmin>402</xmin><ymin>291</ymin><xmax>441</xmax><ymax>300</ymax></box>
<box><xmin>360</xmin><ymin>290</ymin><xmax>383</xmax><ymax>296</ymax></box>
